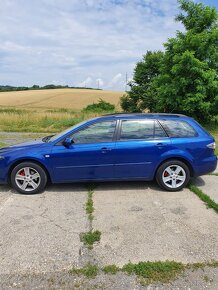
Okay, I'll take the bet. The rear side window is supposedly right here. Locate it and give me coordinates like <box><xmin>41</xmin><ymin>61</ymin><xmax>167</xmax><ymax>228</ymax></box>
<box><xmin>120</xmin><ymin>120</ymin><xmax>166</xmax><ymax>140</ymax></box>
<box><xmin>160</xmin><ymin>120</ymin><xmax>197</xmax><ymax>137</ymax></box>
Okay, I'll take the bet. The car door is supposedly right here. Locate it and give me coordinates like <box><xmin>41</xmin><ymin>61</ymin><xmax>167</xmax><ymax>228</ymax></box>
<box><xmin>51</xmin><ymin>120</ymin><xmax>117</xmax><ymax>182</ymax></box>
<box><xmin>114</xmin><ymin>119</ymin><xmax>171</xmax><ymax>179</ymax></box>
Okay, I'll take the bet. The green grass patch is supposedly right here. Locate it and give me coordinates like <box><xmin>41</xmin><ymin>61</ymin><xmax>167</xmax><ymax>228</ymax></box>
<box><xmin>188</xmin><ymin>183</ymin><xmax>218</xmax><ymax>213</ymax></box>
<box><xmin>86</xmin><ymin>189</ymin><xmax>94</xmax><ymax>221</ymax></box>
<box><xmin>68</xmin><ymin>261</ymin><xmax>218</xmax><ymax>284</ymax></box>
<box><xmin>209</xmin><ymin>173</ymin><xmax>218</xmax><ymax>176</ymax></box>
<box><xmin>103</xmin><ymin>264</ymin><xmax>120</xmax><ymax>275</ymax></box>
<box><xmin>69</xmin><ymin>263</ymin><xmax>98</xmax><ymax>278</ymax></box>
<box><xmin>80</xmin><ymin>230</ymin><xmax>101</xmax><ymax>247</ymax></box>
<box><xmin>45</xmin><ymin>108</ymin><xmax>75</xmax><ymax>114</ymax></box>
<box><xmin>0</xmin><ymin>107</ymin><xmax>27</xmax><ymax>114</ymax></box>
<box><xmin>122</xmin><ymin>261</ymin><xmax>184</xmax><ymax>284</ymax></box>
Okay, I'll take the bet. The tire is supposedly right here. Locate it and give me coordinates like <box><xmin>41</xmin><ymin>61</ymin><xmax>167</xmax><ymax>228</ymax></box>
<box><xmin>156</xmin><ymin>160</ymin><xmax>190</xmax><ymax>192</ymax></box>
<box><xmin>11</xmin><ymin>162</ymin><xmax>47</xmax><ymax>194</ymax></box>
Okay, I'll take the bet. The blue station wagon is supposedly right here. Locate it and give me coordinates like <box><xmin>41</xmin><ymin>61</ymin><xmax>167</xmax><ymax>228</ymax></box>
<box><xmin>0</xmin><ymin>113</ymin><xmax>217</xmax><ymax>194</ymax></box>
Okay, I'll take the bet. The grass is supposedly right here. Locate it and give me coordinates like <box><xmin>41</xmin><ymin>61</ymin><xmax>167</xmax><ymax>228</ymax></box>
<box><xmin>0</xmin><ymin>142</ymin><xmax>6</xmax><ymax>148</ymax></box>
<box><xmin>86</xmin><ymin>189</ymin><xmax>94</xmax><ymax>221</ymax></box>
<box><xmin>0</xmin><ymin>106</ymin><xmax>119</xmax><ymax>133</ymax></box>
<box><xmin>122</xmin><ymin>261</ymin><xmax>184</xmax><ymax>284</ymax></box>
<box><xmin>205</xmin><ymin>125</ymin><xmax>218</xmax><ymax>155</ymax></box>
<box><xmin>68</xmin><ymin>260</ymin><xmax>218</xmax><ymax>284</ymax></box>
<box><xmin>80</xmin><ymin>230</ymin><xmax>101</xmax><ymax>248</ymax></box>
<box><xmin>209</xmin><ymin>173</ymin><xmax>218</xmax><ymax>176</ymax></box>
<box><xmin>69</xmin><ymin>263</ymin><xmax>98</xmax><ymax>278</ymax></box>
<box><xmin>103</xmin><ymin>264</ymin><xmax>120</xmax><ymax>275</ymax></box>
<box><xmin>188</xmin><ymin>183</ymin><xmax>218</xmax><ymax>213</ymax></box>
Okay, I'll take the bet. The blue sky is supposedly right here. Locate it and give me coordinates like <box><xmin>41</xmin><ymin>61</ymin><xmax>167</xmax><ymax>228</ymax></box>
<box><xmin>0</xmin><ymin>0</ymin><xmax>217</xmax><ymax>91</ymax></box>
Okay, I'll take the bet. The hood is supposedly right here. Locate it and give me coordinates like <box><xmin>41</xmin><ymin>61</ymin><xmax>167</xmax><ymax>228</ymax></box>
<box><xmin>0</xmin><ymin>139</ymin><xmax>46</xmax><ymax>152</ymax></box>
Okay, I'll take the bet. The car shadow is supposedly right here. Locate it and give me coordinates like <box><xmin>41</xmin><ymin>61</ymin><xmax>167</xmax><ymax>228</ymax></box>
<box><xmin>0</xmin><ymin>180</ymin><xmax>180</xmax><ymax>195</ymax></box>
<box><xmin>190</xmin><ymin>176</ymin><xmax>206</xmax><ymax>187</ymax></box>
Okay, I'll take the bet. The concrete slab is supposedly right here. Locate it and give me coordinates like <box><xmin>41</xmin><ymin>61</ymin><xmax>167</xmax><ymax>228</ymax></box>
<box><xmin>0</xmin><ymin>184</ymin><xmax>88</xmax><ymax>275</ymax></box>
<box><xmin>93</xmin><ymin>181</ymin><xmax>218</xmax><ymax>266</ymax></box>
<box><xmin>192</xmin><ymin>175</ymin><xmax>218</xmax><ymax>203</ymax></box>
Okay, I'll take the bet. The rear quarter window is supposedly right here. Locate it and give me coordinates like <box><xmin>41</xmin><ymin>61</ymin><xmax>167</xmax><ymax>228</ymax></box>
<box><xmin>160</xmin><ymin>120</ymin><xmax>198</xmax><ymax>137</ymax></box>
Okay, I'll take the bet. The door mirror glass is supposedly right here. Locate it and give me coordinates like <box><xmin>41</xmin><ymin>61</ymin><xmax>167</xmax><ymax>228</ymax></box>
<box><xmin>63</xmin><ymin>137</ymin><xmax>73</xmax><ymax>148</ymax></box>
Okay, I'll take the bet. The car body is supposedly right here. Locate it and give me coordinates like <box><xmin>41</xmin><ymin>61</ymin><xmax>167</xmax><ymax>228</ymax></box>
<box><xmin>0</xmin><ymin>113</ymin><xmax>217</xmax><ymax>193</ymax></box>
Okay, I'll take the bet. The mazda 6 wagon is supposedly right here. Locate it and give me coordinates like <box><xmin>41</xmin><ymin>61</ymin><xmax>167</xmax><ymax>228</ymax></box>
<box><xmin>0</xmin><ymin>113</ymin><xmax>217</xmax><ymax>194</ymax></box>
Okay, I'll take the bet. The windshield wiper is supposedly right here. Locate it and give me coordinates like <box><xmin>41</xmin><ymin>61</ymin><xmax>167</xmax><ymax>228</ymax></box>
<box><xmin>42</xmin><ymin>135</ymin><xmax>54</xmax><ymax>143</ymax></box>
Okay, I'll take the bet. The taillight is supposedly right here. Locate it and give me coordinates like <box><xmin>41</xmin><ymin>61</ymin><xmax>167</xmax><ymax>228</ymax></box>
<box><xmin>207</xmin><ymin>142</ymin><xmax>216</xmax><ymax>150</ymax></box>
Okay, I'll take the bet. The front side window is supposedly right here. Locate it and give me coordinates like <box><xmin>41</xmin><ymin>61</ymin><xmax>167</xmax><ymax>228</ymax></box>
<box><xmin>70</xmin><ymin>121</ymin><xmax>116</xmax><ymax>144</ymax></box>
<box><xmin>160</xmin><ymin>120</ymin><xmax>197</xmax><ymax>137</ymax></box>
<box><xmin>119</xmin><ymin>120</ymin><xmax>166</xmax><ymax>140</ymax></box>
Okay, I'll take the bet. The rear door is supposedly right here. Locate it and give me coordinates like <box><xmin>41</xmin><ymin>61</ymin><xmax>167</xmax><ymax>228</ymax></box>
<box><xmin>114</xmin><ymin>119</ymin><xmax>171</xmax><ymax>179</ymax></box>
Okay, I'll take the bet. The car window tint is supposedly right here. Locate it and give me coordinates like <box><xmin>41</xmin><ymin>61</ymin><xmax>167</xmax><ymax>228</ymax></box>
<box><xmin>160</xmin><ymin>120</ymin><xmax>197</xmax><ymax>137</ymax></box>
<box><xmin>120</xmin><ymin>120</ymin><xmax>155</xmax><ymax>140</ymax></box>
<box><xmin>71</xmin><ymin>121</ymin><xmax>116</xmax><ymax>144</ymax></box>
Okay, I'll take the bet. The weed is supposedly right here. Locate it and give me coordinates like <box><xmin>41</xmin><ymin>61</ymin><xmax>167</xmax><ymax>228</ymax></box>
<box><xmin>188</xmin><ymin>183</ymin><xmax>218</xmax><ymax>213</ymax></box>
<box><xmin>122</xmin><ymin>261</ymin><xmax>185</xmax><ymax>284</ymax></box>
<box><xmin>80</xmin><ymin>230</ymin><xmax>101</xmax><ymax>247</ymax></box>
<box><xmin>86</xmin><ymin>190</ymin><xmax>94</xmax><ymax>221</ymax></box>
<box><xmin>103</xmin><ymin>264</ymin><xmax>119</xmax><ymax>274</ymax></box>
<box><xmin>69</xmin><ymin>264</ymin><xmax>98</xmax><ymax>278</ymax></box>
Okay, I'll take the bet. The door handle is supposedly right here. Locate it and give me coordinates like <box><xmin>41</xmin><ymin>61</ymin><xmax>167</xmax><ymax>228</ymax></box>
<box><xmin>101</xmin><ymin>147</ymin><xmax>112</xmax><ymax>153</ymax></box>
<box><xmin>156</xmin><ymin>143</ymin><xmax>167</xmax><ymax>147</ymax></box>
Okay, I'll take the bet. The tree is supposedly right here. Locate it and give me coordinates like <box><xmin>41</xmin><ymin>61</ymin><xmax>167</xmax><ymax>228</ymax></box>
<box><xmin>120</xmin><ymin>51</ymin><xmax>163</xmax><ymax>112</ymax></box>
<box><xmin>122</xmin><ymin>0</ymin><xmax>218</xmax><ymax>123</ymax></box>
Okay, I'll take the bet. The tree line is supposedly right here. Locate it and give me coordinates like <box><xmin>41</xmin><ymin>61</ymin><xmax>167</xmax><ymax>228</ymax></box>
<box><xmin>0</xmin><ymin>85</ymin><xmax>101</xmax><ymax>92</ymax></box>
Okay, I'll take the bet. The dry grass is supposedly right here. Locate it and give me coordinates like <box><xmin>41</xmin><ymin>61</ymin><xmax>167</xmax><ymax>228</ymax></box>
<box><xmin>0</xmin><ymin>88</ymin><xmax>123</xmax><ymax>110</ymax></box>
<box><xmin>0</xmin><ymin>108</ymin><xmax>102</xmax><ymax>132</ymax></box>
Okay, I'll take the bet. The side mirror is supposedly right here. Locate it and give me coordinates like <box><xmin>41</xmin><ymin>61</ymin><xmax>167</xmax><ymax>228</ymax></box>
<box><xmin>63</xmin><ymin>137</ymin><xmax>73</xmax><ymax>148</ymax></box>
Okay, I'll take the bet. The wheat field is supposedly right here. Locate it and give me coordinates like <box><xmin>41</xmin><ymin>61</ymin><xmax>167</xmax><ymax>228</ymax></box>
<box><xmin>0</xmin><ymin>88</ymin><xmax>124</xmax><ymax>132</ymax></box>
<box><xmin>0</xmin><ymin>88</ymin><xmax>123</xmax><ymax>110</ymax></box>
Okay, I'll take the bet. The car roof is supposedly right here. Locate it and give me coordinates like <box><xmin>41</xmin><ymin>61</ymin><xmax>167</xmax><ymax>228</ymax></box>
<box><xmin>98</xmin><ymin>113</ymin><xmax>189</xmax><ymax>120</ymax></box>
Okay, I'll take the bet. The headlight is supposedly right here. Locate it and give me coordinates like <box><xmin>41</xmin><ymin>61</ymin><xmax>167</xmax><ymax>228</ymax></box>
<box><xmin>0</xmin><ymin>156</ymin><xmax>5</xmax><ymax>160</ymax></box>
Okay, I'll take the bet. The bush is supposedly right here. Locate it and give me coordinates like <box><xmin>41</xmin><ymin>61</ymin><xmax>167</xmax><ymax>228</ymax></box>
<box><xmin>82</xmin><ymin>99</ymin><xmax>115</xmax><ymax>113</ymax></box>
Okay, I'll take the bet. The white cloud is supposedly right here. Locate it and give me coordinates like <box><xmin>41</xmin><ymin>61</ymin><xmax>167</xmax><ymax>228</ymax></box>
<box><xmin>107</xmin><ymin>73</ymin><xmax>123</xmax><ymax>89</ymax></box>
<box><xmin>78</xmin><ymin>77</ymin><xmax>93</xmax><ymax>87</ymax></box>
<box><xmin>0</xmin><ymin>0</ymin><xmax>215</xmax><ymax>90</ymax></box>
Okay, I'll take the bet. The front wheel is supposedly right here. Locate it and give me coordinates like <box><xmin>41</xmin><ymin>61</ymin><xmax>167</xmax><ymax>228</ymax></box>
<box><xmin>11</xmin><ymin>162</ymin><xmax>47</xmax><ymax>194</ymax></box>
<box><xmin>156</xmin><ymin>160</ymin><xmax>190</xmax><ymax>191</ymax></box>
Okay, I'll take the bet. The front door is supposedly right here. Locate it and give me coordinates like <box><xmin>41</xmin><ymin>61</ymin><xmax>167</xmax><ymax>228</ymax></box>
<box><xmin>51</xmin><ymin>120</ymin><xmax>117</xmax><ymax>182</ymax></box>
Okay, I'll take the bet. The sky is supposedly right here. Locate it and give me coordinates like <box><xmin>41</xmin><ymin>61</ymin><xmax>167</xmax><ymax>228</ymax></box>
<box><xmin>0</xmin><ymin>0</ymin><xmax>217</xmax><ymax>91</ymax></box>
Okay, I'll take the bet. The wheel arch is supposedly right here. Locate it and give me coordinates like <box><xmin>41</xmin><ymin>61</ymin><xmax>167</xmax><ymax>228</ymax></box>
<box><xmin>155</xmin><ymin>157</ymin><xmax>194</xmax><ymax>178</ymax></box>
<box><xmin>8</xmin><ymin>159</ymin><xmax>51</xmax><ymax>184</ymax></box>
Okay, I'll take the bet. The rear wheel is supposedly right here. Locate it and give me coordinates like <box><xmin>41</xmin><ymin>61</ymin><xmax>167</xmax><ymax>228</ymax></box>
<box><xmin>156</xmin><ymin>160</ymin><xmax>190</xmax><ymax>191</ymax></box>
<box><xmin>11</xmin><ymin>162</ymin><xmax>47</xmax><ymax>194</ymax></box>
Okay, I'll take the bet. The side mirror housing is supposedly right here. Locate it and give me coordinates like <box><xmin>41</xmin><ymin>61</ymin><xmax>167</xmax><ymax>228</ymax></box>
<box><xmin>63</xmin><ymin>137</ymin><xmax>73</xmax><ymax>148</ymax></box>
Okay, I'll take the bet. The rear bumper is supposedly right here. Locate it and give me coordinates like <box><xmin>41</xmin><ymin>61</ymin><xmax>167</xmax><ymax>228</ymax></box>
<box><xmin>193</xmin><ymin>155</ymin><xmax>217</xmax><ymax>177</ymax></box>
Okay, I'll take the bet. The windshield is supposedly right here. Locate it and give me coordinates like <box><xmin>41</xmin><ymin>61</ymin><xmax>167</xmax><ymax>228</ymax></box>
<box><xmin>48</xmin><ymin>120</ymin><xmax>88</xmax><ymax>142</ymax></box>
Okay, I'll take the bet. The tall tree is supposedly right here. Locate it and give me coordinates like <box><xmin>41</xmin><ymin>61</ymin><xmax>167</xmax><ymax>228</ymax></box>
<box><xmin>156</xmin><ymin>0</ymin><xmax>218</xmax><ymax>122</ymax></box>
<box><xmin>121</xmin><ymin>0</ymin><xmax>218</xmax><ymax>123</ymax></box>
<box><xmin>120</xmin><ymin>51</ymin><xmax>163</xmax><ymax>112</ymax></box>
